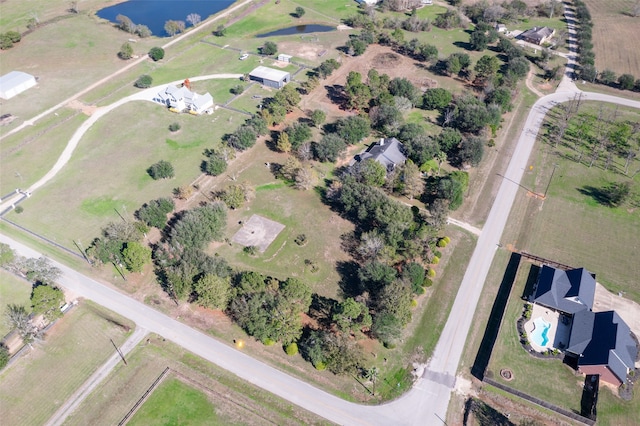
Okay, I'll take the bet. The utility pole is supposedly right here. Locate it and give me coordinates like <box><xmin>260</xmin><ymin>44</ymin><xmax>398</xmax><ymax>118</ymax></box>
<box><xmin>110</xmin><ymin>338</ymin><xmax>127</xmax><ymax>365</ymax></box>
<box><xmin>544</xmin><ymin>163</ymin><xmax>558</xmax><ymax>198</ymax></box>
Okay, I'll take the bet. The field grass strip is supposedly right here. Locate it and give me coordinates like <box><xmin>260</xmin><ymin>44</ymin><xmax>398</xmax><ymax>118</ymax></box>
<box><xmin>118</xmin><ymin>367</ymin><xmax>170</xmax><ymax>426</ymax></box>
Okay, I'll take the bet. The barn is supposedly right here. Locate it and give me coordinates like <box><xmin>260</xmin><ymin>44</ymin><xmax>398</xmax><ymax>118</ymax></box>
<box><xmin>249</xmin><ymin>66</ymin><xmax>290</xmax><ymax>89</ymax></box>
<box><xmin>0</xmin><ymin>71</ymin><xmax>37</xmax><ymax>100</ymax></box>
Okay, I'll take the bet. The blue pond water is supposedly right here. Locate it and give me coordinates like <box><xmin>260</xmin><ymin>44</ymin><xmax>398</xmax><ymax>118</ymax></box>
<box><xmin>97</xmin><ymin>0</ymin><xmax>235</xmax><ymax>37</ymax></box>
<box><xmin>256</xmin><ymin>25</ymin><xmax>335</xmax><ymax>38</ymax></box>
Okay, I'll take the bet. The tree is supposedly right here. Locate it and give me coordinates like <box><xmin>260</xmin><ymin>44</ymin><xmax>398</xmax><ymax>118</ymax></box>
<box><xmin>486</xmin><ymin>87</ymin><xmax>513</xmax><ymax>113</ymax></box>
<box><xmin>136</xmin><ymin>198</ymin><xmax>174</xmax><ymax>229</ymax></box>
<box><xmin>347</xmin><ymin>38</ymin><xmax>367</xmax><ymax>56</ymax></box>
<box><xmin>388</xmin><ymin>78</ymin><xmax>420</xmax><ymax>106</ymax></box>
<box><xmin>262</xmin><ymin>41</ymin><xmax>278</xmax><ymax>55</ymax></box>
<box><xmin>333</xmin><ymin>298</ymin><xmax>372</xmax><ymax>333</ymax></box>
<box><xmin>507</xmin><ymin>56</ymin><xmax>529</xmax><ymax>80</ymax></box>
<box><xmin>316</xmin><ymin>59</ymin><xmax>340</xmax><ymax>79</ymax></box>
<box><xmin>203</xmin><ymin>152</ymin><xmax>227</xmax><ymax>176</ymax></box>
<box><xmin>226</xmin><ymin>125</ymin><xmax>257</xmax><ymax>151</ymax></box>
<box><xmin>273</xmin><ymin>84</ymin><xmax>301</xmax><ymax>112</ymax></box>
<box><xmin>0</xmin><ymin>344</ymin><xmax>8</xmax><ymax>370</ymax></box>
<box><xmin>24</xmin><ymin>257</ymin><xmax>61</xmax><ymax>285</ymax></box>
<box><xmin>353</xmin><ymin>159</ymin><xmax>387</xmax><ymax>187</ymax></box>
<box><xmin>314</xmin><ymin>134</ymin><xmax>347</xmax><ymax>162</ymax></box>
<box><xmin>121</xmin><ymin>241</ymin><xmax>151</xmax><ymax>273</ymax></box>
<box><xmin>344</xmin><ymin>71</ymin><xmax>371</xmax><ymax>111</ymax></box>
<box><xmin>336</xmin><ymin>116</ymin><xmax>370</xmax><ymax>144</ymax></box>
<box><xmin>5</xmin><ymin>304</ymin><xmax>38</xmax><ymax>343</ymax></box>
<box><xmin>458</xmin><ymin>136</ymin><xmax>485</xmax><ymax>166</ymax></box>
<box><xmin>285</xmin><ymin>122</ymin><xmax>312</xmax><ymax>149</ymax></box>
<box><xmin>364</xmin><ymin>366</ymin><xmax>379</xmax><ymax>395</ymax></box>
<box><xmin>135</xmin><ymin>24</ymin><xmax>152</xmax><ymax>38</ymax></box>
<box><xmin>402</xmin><ymin>262</ymin><xmax>426</xmax><ymax>294</ymax></box>
<box><xmin>31</xmin><ymin>285</ymin><xmax>65</xmax><ymax>321</ymax></box>
<box><xmin>372</xmin><ymin>312</ymin><xmax>402</xmax><ymax>347</ymax></box>
<box><xmin>402</xmin><ymin>160</ymin><xmax>423</xmax><ymax>199</ymax></box>
<box><xmin>474</xmin><ymin>55</ymin><xmax>501</xmax><ymax>83</ymax></box>
<box><xmin>230</xmin><ymin>84</ymin><xmax>244</xmax><ymax>95</ymax></box>
<box><xmin>186</xmin><ymin>13</ymin><xmax>201</xmax><ymax>27</ymax></box>
<box><xmin>116</xmin><ymin>14</ymin><xmax>135</xmax><ymax>33</ymax></box>
<box><xmin>422</xmin><ymin>88</ymin><xmax>452</xmax><ymax>111</ymax></box>
<box><xmin>164</xmin><ymin>20</ymin><xmax>185</xmax><ymax>36</ymax></box>
<box><xmin>437</xmin><ymin>171</ymin><xmax>468</xmax><ymax>210</ymax></box>
<box><xmin>276</xmin><ymin>131</ymin><xmax>292</xmax><ymax>153</ymax></box>
<box><xmin>295</xmin><ymin>6</ymin><xmax>306</xmax><ymax>18</ymax></box>
<box><xmin>295</xmin><ymin>165</ymin><xmax>318</xmax><ymax>190</ymax></box>
<box><xmin>0</xmin><ymin>243</ymin><xmax>15</xmax><ymax>266</ymax></box>
<box><xmin>134</xmin><ymin>74</ymin><xmax>153</xmax><ymax>88</ymax></box>
<box><xmin>148</xmin><ymin>160</ymin><xmax>174</xmax><ymax>179</ymax></box>
<box><xmin>148</xmin><ymin>47</ymin><xmax>165</xmax><ymax>61</ymax></box>
<box><xmin>118</xmin><ymin>42</ymin><xmax>133</xmax><ymax>60</ymax></box>
<box><xmin>221</xmin><ymin>184</ymin><xmax>248</xmax><ymax>209</ymax></box>
<box><xmin>369</xmin><ymin>104</ymin><xmax>403</xmax><ymax>134</ymax></box>
<box><xmin>310</xmin><ymin>109</ymin><xmax>326</xmax><ymax>128</ymax></box>
<box><xmin>195</xmin><ymin>274</ymin><xmax>230</xmax><ymax>309</ymax></box>
<box><xmin>469</xmin><ymin>29</ymin><xmax>488</xmax><ymax>51</ymax></box>
<box><xmin>213</xmin><ymin>24</ymin><xmax>226</xmax><ymax>37</ymax></box>
<box><xmin>580</xmin><ymin>64</ymin><xmax>597</xmax><ymax>82</ymax></box>
<box><xmin>599</xmin><ymin>69</ymin><xmax>617</xmax><ymax>85</ymax></box>
<box><xmin>618</xmin><ymin>74</ymin><xmax>635</xmax><ymax>90</ymax></box>
<box><xmin>170</xmin><ymin>202</ymin><xmax>227</xmax><ymax>249</ymax></box>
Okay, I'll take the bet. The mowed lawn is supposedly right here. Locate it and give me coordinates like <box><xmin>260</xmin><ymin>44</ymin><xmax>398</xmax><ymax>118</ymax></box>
<box><xmin>0</xmin><ymin>302</ymin><xmax>133</xmax><ymax>426</ymax></box>
<box><xmin>6</xmin><ymin>101</ymin><xmax>234</xmax><ymax>246</ymax></box>
<box><xmin>583</xmin><ymin>0</ymin><xmax>640</xmax><ymax>76</ymax></box>
<box><xmin>63</xmin><ymin>336</ymin><xmax>331</xmax><ymax>426</ymax></box>
<box><xmin>213</xmin><ymin>143</ymin><xmax>355</xmax><ymax>299</ymax></box>
<box><xmin>0</xmin><ymin>271</ymin><xmax>32</xmax><ymax>337</ymax></box>
<box><xmin>128</xmin><ymin>378</ymin><xmax>218</xmax><ymax>426</ymax></box>
<box><xmin>487</xmin><ymin>262</ymin><xmax>585</xmax><ymax>413</ymax></box>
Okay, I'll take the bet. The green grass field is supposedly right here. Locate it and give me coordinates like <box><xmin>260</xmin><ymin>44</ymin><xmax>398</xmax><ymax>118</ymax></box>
<box><xmin>0</xmin><ymin>271</ymin><xmax>32</xmax><ymax>337</ymax></box>
<box><xmin>128</xmin><ymin>377</ymin><xmax>219</xmax><ymax>426</ymax></box>
<box><xmin>0</xmin><ymin>301</ymin><xmax>133</xmax><ymax>426</ymax></box>
<box><xmin>514</xmin><ymin>103</ymin><xmax>640</xmax><ymax>302</ymax></box>
<box><xmin>63</xmin><ymin>335</ymin><xmax>331</xmax><ymax>426</ymax></box>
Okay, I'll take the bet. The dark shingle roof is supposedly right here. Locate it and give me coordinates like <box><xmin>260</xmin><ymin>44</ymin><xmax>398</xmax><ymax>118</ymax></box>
<box><xmin>532</xmin><ymin>266</ymin><xmax>596</xmax><ymax>314</ymax></box>
<box><xmin>568</xmin><ymin>311</ymin><xmax>638</xmax><ymax>384</ymax></box>
<box><xmin>357</xmin><ymin>138</ymin><xmax>406</xmax><ymax>171</ymax></box>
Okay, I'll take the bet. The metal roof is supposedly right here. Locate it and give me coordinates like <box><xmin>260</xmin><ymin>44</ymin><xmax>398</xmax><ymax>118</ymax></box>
<box><xmin>249</xmin><ymin>66</ymin><xmax>290</xmax><ymax>82</ymax></box>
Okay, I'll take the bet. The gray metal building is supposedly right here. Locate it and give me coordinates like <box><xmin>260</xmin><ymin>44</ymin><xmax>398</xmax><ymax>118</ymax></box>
<box><xmin>249</xmin><ymin>66</ymin><xmax>290</xmax><ymax>89</ymax></box>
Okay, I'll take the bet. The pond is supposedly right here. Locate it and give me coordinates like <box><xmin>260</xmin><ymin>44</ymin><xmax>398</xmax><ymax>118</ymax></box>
<box><xmin>96</xmin><ymin>0</ymin><xmax>235</xmax><ymax>37</ymax></box>
<box><xmin>256</xmin><ymin>25</ymin><xmax>335</xmax><ymax>38</ymax></box>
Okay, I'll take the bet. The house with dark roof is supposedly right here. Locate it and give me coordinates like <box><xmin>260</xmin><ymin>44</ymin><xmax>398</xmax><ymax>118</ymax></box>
<box><xmin>520</xmin><ymin>26</ymin><xmax>555</xmax><ymax>45</ymax></box>
<box><xmin>566</xmin><ymin>310</ymin><xmax>638</xmax><ymax>387</ymax></box>
<box><xmin>529</xmin><ymin>265</ymin><xmax>638</xmax><ymax>387</ymax></box>
<box><xmin>531</xmin><ymin>266</ymin><xmax>596</xmax><ymax>314</ymax></box>
<box><xmin>354</xmin><ymin>138</ymin><xmax>407</xmax><ymax>172</ymax></box>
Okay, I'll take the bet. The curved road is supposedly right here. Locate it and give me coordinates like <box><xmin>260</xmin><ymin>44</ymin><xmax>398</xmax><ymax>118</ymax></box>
<box><xmin>2</xmin><ymin>1</ymin><xmax>640</xmax><ymax>424</ymax></box>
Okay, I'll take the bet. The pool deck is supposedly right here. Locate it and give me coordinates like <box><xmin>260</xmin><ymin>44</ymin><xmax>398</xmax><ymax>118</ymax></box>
<box><xmin>524</xmin><ymin>304</ymin><xmax>571</xmax><ymax>352</ymax></box>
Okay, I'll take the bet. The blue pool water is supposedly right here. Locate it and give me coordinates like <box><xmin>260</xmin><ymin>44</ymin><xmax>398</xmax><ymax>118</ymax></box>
<box><xmin>530</xmin><ymin>317</ymin><xmax>551</xmax><ymax>347</ymax></box>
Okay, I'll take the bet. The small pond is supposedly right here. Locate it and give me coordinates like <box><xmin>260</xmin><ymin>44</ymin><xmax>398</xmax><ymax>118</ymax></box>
<box><xmin>97</xmin><ymin>0</ymin><xmax>235</xmax><ymax>37</ymax></box>
<box><xmin>256</xmin><ymin>25</ymin><xmax>335</xmax><ymax>38</ymax></box>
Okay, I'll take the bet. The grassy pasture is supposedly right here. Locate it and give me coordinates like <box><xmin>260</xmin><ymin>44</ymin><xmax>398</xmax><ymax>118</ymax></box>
<box><xmin>514</xmin><ymin>102</ymin><xmax>640</xmax><ymax>302</ymax></box>
<box><xmin>6</xmin><ymin>101</ymin><xmax>234</xmax><ymax>245</ymax></box>
<box><xmin>583</xmin><ymin>0</ymin><xmax>640</xmax><ymax>77</ymax></box>
<box><xmin>63</xmin><ymin>335</ymin><xmax>331</xmax><ymax>426</ymax></box>
<box><xmin>128</xmin><ymin>378</ymin><xmax>219</xmax><ymax>426</ymax></box>
<box><xmin>0</xmin><ymin>271</ymin><xmax>32</xmax><ymax>338</ymax></box>
<box><xmin>0</xmin><ymin>301</ymin><xmax>133</xmax><ymax>426</ymax></box>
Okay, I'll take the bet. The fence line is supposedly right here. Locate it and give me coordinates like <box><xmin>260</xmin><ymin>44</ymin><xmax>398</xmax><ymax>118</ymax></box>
<box><xmin>0</xmin><ymin>218</ymin><xmax>83</xmax><ymax>260</ymax></box>
<box><xmin>118</xmin><ymin>367</ymin><xmax>170</xmax><ymax>426</ymax></box>
<box><xmin>483</xmin><ymin>377</ymin><xmax>595</xmax><ymax>425</ymax></box>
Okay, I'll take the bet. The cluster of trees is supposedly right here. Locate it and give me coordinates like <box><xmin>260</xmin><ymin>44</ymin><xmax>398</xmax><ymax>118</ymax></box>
<box><xmin>463</xmin><ymin>0</ymin><xmax>561</xmax><ymax>23</ymax></box>
<box><xmin>546</xmin><ymin>98</ymin><xmax>640</xmax><ymax>176</ymax></box>
<box><xmin>1</xmin><ymin>244</ymin><xmax>66</xmax><ymax>360</ymax></box>
<box><xmin>87</xmin><ymin>221</ymin><xmax>151</xmax><ymax>273</ymax></box>
<box><xmin>0</xmin><ymin>30</ymin><xmax>21</xmax><ymax>50</ymax></box>
<box><xmin>115</xmin><ymin>14</ymin><xmax>152</xmax><ymax>38</ymax></box>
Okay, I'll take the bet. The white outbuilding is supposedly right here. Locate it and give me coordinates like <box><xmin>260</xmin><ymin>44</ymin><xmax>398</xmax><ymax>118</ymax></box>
<box><xmin>0</xmin><ymin>71</ymin><xmax>37</xmax><ymax>100</ymax></box>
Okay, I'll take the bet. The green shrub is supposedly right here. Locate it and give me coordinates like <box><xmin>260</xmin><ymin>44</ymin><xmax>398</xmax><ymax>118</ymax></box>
<box><xmin>294</xmin><ymin>234</ymin><xmax>307</xmax><ymax>246</ymax></box>
<box><xmin>383</xmin><ymin>342</ymin><xmax>397</xmax><ymax>349</ymax></box>
<box><xmin>230</xmin><ymin>84</ymin><xmax>244</xmax><ymax>95</ymax></box>
<box><xmin>147</xmin><ymin>160</ymin><xmax>174</xmax><ymax>179</ymax></box>
<box><xmin>443</xmin><ymin>236</ymin><xmax>451</xmax><ymax>244</ymax></box>
<box><xmin>314</xmin><ymin>361</ymin><xmax>327</xmax><ymax>370</ymax></box>
<box><xmin>415</xmin><ymin>286</ymin><xmax>426</xmax><ymax>295</ymax></box>
<box><xmin>168</xmin><ymin>122</ymin><xmax>181</xmax><ymax>132</ymax></box>
<box><xmin>428</xmin><ymin>268</ymin><xmax>436</xmax><ymax>277</ymax></box>
<box><xmin>285</xmin><ymin>342</ymin><xmax>298</xmax><ymax>356</ymax></box>
<box><xmin>437</xmin><ymin>238</ymin><xmax>448</xmax><ymax>248</ymax></box>
<box><xmin>423</xmin><ymin>277</ymin><xmax>433</xmax><ymax>287</ymax></box>
<box><xmin>14</xmin><ymin>206</ymin><xmax>24</xmax><ymax>214</ymax></box>
<box><xmin>410</xmin><ymin>299</ymin><xmax>418</xmax><ymax>307</ymax></box>
<box><xmin>431</xmin><ymin>256</ymin><xmax>440</xmax><ymax>265</ymax></box>
<box><xmin>243</xmin><ymin>245</ymin><xmax>258</xmax><ymax>256</ymax></box>
<box><xmin>434</xmin><ymin>250</ymin><xmax>442</xmax><ymax>258</ymax></box>
<box><xmin>263</xmin><ymin>338</ymin><xmax>276</xmax><ymax>346</ymax></box>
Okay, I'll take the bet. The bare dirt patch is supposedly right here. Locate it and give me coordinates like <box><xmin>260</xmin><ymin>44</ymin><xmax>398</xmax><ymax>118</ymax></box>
<box><xmin>277</xmin><ymin>41</ymin><xmax>326</xmax><ymax>61</ymax></box>
<box><xmin>67</xmin><ymin>99</ymin><xmax>98</xmax><ymax>116</ymax></box>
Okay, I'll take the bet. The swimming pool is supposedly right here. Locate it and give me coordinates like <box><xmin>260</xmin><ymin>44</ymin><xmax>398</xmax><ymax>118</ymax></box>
<box><xmin>530</xmin><ymin>317</ymin><xmax>551</xmax><ymax>347</ymax></box>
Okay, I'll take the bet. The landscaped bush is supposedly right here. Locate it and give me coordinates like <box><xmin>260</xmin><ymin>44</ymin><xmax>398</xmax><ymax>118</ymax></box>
<box><xmin>428</xmin><ymin>268</ymin><xmax>436</xmax><ymax>277</ymax></box>
<box><xmin>314</xmin><ymin>361</ymin><xmax>327</xmax><ymax>371</ymax></box>
<box><xmin>263</xmin><ymin>338</ymin><xmax>276</xmax><ymax>346</ymax></box>
<box><xmin>294</xmin><ymin>234</ymin><xmax>307</xmax><ymax>246</ymax></box>
<box><xmin>168</xmin><ymin>122</ymin><xmax>181</xmax><ymax>132</ymax></box>
<box><xmin>410</xmin><ymin>299</ymin><xmax>418</xmax><ymax>307</ymax></box>
<box><xmin>147</xmin><ymin>160</ymin><xmax>174</xmax><ymax>179</ymax></box>
<box><xmin>285</xmin><ymin>342</ymin><xmax>299</xmax><ymax>356</ymax></box>
<box><xmin>423</xmin><ymin>277</ymin><xmax>433</xmax><ymax>287</ymax></box>
<box><xmin>431</xmin><ymin>256</ymin><xmax>440</xmax><ymax>265</ymax></box>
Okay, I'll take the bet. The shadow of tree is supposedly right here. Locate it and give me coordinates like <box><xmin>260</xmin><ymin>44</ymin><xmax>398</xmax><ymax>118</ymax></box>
<box><xmin>336</xmin><ymin>260</ymin><xmax>363</xmax><ymax>299</ymax></box>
